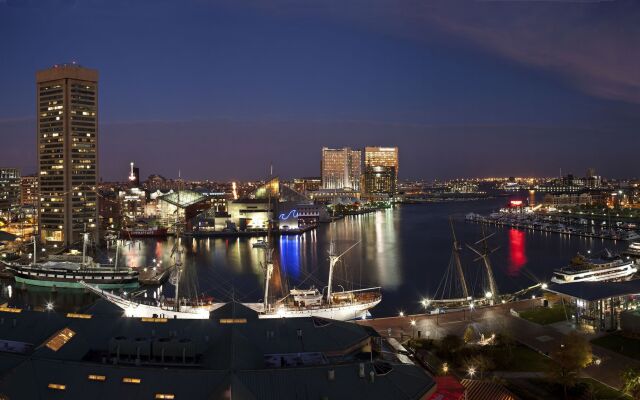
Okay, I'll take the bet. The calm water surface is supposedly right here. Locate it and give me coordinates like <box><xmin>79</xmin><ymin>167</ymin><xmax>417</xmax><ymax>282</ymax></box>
<box><xmin>2</xmin><ymin>199</ymin><xmax>627</xmax><ymax>317</ymax></box>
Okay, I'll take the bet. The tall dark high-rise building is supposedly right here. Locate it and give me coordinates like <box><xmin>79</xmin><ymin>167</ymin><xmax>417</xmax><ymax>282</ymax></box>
<box><xmin>36</xmin><ymin>63</ymin><xmax>99</xmax><ymax>246</ymax></box>
<box><xmin>363</xmin><ymin>147</ymin><xmax>399</xmax><ymax>197</ymax></box>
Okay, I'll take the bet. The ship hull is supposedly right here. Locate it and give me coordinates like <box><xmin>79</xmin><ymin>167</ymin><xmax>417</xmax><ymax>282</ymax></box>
<box><xmin>7</xmin><ymin>264</ymin><xmax>140</xmax><ymax>290</ymax></box>
<box><xmin>244</xmin><ymin>298</ymin><xmax>381</xmax><ymax>321</ymax></box>
<box><xmin>551</xmin><ymin>263</ymin><xmax>637</xmax><ymax>284</ymax></box>
<box><xmin>121</xmin><ymin>228</ymin><xmax>168</xmax><ymax>238</ymax></box>
<box><xmin>14</xmin><ymin>275</ymin><xmax>139</xmax><ymax>290</ymax></box>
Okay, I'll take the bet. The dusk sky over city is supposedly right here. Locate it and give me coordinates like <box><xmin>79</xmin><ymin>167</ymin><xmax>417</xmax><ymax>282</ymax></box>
<box><xmin>1</xmin><ymin>0</ymin><xmax>639</xmax><ymax>181</ymax></box>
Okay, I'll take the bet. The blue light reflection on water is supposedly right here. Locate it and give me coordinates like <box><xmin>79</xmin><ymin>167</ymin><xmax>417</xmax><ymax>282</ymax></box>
<box><xmin>2</xmin><ymin>198</ymin><xmax>628</xmax><ymax>317</ymax></box>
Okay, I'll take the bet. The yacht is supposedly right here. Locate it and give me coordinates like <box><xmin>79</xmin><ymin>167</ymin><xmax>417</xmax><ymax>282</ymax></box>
<box><xmin>551</xmin><ymin>250</ymin><xmax>637</xmax><ymax>284</ymax></box>
<box><xmin>623</xmin><ymin>242</ymin><xmax>640</xmax><ymax>260</ymax></box>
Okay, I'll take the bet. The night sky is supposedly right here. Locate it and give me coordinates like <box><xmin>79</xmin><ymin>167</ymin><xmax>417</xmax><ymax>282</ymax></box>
<box><xmin>1</xmin><ymin>0</ymin><xmax>639</xmax><ymax>181</ymax></box>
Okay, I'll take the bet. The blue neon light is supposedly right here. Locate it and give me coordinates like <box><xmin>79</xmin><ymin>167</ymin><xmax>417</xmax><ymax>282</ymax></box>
<box><xmin>279</xmin><ymin>209</ymin><xmax>299</xmax><ymax>220</ymax></box>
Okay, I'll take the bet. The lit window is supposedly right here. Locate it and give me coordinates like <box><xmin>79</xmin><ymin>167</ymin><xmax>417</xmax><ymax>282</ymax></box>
<box><xmin>122</xmin><ymin>377</ymin><xmax>141</xmax><ymax>384</ymax></box>
<box><xmin>88</xmin><ymin>374</ymin><xmax>106</xmax><ymax>381</ymax></box>
<box><xmin>155</xmin><ymin>394</ymin><xmax>175</xmax><ymax>399</ymax></box>
<box><xmin>44</xmin><ymin>327</ymin><xmax>75</xmax><ymax>351</ymax></box>
<box><xmin>67</xmin><ymin>313</ymin><xmax>92</xmax><ymax>319</ymax></box>
<box><xmin>48</xmin><ymin>383</ymin><xmax>66</xmax><ymax>390</ymax></box>
<box><xmin>141</xmin><ymin>317</ymin><xmax>167</xmax><ymax>323</ymax></box>
<box><xmin>0</xmin><ymin>306</ymin><xmax>22</xmax><ymax>313</ymax></box>
<box><xmin>219</xmin><ymin>318</ymin><xmax>247</xmax><ymax>324</ymax></box>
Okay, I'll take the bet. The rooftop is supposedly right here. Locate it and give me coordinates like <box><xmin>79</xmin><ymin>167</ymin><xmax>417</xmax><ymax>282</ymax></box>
<box><xmin>0</xmin><ymin>302</ymin><xmax>435</xmax><ymax>399</ymax></box>
<box><xmin>545</xmin><ymin>279</ymin><xmax>640</xmax><ymax>302</ymax></box>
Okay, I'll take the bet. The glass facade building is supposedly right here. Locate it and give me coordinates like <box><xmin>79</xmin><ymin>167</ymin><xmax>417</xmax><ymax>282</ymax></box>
<box><xmin>36</xmin><ymin>64</ymin><xmax>99</xmax><ymax>245</ymax></box>
<box><xmin>363</xmin><ymin>147</ymin><xmax>399</xmax><ymax>196</ymax></box>
<box><xmin>321</xmin><ymin>147</ymin><xmax>361</xmax><ymax>191</ymax></box>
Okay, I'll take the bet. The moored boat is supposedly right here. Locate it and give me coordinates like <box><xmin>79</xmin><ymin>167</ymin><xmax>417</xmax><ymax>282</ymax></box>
<box><xmin>551</xmin><ymin>250</ymin><xmax>637</xmax><ymax>284</ymax></box>
<box><xmin>244</xmin><ymin>240</ymin><xmax>382</xmax><ymax>321</ymax></box>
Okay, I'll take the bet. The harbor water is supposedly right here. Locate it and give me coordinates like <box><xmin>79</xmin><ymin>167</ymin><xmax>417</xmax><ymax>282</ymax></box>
<box><xmin>1</xmin><ymin>198</ymin><xmax>628</xmax><ymax>317</ymax></box>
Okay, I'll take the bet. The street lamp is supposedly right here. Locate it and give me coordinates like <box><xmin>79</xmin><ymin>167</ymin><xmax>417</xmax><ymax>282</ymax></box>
<box><xmin>468</xmin><ymin>367</ymin><xmax>476</xmax><ymax>377</ymax></box>
<box><xmin>399</xmin><ymin>311</ymin><xmax>404</xmax><ymax>317</ymax></box>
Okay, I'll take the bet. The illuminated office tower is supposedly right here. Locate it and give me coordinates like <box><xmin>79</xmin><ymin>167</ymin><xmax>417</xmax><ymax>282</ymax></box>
<box><xmin>363</xmin><ymin>147</ymin><xmax>399</xmax><ymax>196</ymax></box>
<box><xmin>36</xmin><ymin>63</ymin><xmax>98</xmax><ymax>246</ymax></box>
<box><xmin>321</xmin><ymin>147</ymin><xmax>361</xmax><ymax>191</ymax></box>
<box><xmin>0</xmin><ymin>168</ymin><xmax>21</xmax><ymax>213</ymax></box>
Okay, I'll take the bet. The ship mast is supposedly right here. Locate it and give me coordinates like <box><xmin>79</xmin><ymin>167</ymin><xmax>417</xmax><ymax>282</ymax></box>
<box><xmin>82</xmin><ymin>232</ymin><xmax>89</xmax><ymax>267</ymax></box>
<box><xmin>173</xmin><ymin>189</ymin><xmax>183</xmax><ymax>312</ymax></box>
<box><xmin>262</xmin><ymin>246</ymin><xmax>274</xmax><ymax>312</ymax></box>
<box><xmin>114</xmin><ymin>239</ymin><xmax>119</xmax><ymax>271</ymax></box>
<box><xmin>450</xmin><ymin>218</ymin><xmax>469</xmax><ymax>299</ymax></box>
<box><xmin>466</xmin><ymin>226</ymin><xmax>500</xmax><ymax>305</ymax></box>
<box><xmin>326</xmin><ymin>241</ymin><xmax>360</xmax><ymax>305</ymax></box>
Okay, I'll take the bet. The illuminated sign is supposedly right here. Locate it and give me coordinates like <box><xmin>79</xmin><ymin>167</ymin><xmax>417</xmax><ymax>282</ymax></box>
<box><xmin>510</xmin><ymin>200</ymin><xmax>523</xmax><ymax>206</ymax></box>
<box><xmin>279</xmin><ymin>210</ymin><xmax>299</xmax><ymax>220</ymax></box>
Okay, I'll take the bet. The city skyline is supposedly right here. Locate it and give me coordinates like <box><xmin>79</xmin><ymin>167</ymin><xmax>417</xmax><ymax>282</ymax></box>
<box><xmin>1</xmin><ymin>0</ymin><xmax>639</xmax><ymax>181</ymax></box>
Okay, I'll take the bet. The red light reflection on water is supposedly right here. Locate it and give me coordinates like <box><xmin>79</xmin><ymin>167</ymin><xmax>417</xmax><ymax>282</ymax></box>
<box><xmin>508</xmin><ymin>228</ymin><xmax>527</xmax><ymax>276</ymax></box>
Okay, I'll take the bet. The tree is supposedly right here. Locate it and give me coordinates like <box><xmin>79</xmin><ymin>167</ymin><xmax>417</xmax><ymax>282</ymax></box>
<box><xmin>438</xmin><ymin>334</ymin><xmax>463</xmax><ymax>361</ymax></box>
<box><xmin>463</xmin><ymin>325</ymin><xmax>475</xmax><ymax>343</ymax></box>
<box><xmin>622</xmin><ymin>368</ymin><xmax>640</xmax><ymax>400</ymax></box>
<box><xmin>464</xmin><ymin>353</ymin><xmax>495</xmax><ymax>380</ymax></box>
<box><xmin>548</xmin><ymin>332</ymin><xmax>593</xmax><ymax>399</ymax></box>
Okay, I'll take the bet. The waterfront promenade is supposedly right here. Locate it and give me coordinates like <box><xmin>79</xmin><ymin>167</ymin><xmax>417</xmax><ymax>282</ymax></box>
<box><xmin>357</xmin><ymin>299</ymin><xmax>640</xmax><ymax>390</ymax></box>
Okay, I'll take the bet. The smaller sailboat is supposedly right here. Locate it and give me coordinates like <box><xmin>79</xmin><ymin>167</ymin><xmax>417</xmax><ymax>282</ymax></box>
<box><xmin>3</xmin><ymin>234</ymin><xmax>139</xmax><ymax>290</ymax></box>
<box><xmin>244</xmin><ymin>240</ymin><xmax>382</xmax><ymax>321</ymax></box>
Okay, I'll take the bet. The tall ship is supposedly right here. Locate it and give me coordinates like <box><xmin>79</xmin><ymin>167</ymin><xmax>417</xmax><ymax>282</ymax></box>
<box><xmin>2</xmin><ymin>235</ymin><xmax>139</xmax><ymax>290</ymax></box>
<box><xmin>244</xmin><ymin>240</ymin><xmax>382</xmax><ymax>321</ymax></box>
<box><xmin>551</xmin><ymin>250</ymin><xmax>637</xmax><ymax>284</ymax></box>
<box><xmin>83</xmin><ymin>222</ymin><xmax>224</xmax><ymax>319</ymax></box>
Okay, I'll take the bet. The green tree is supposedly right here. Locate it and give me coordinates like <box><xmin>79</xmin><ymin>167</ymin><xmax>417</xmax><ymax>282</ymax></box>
<box><xmin>463</xmin><ymin>325</ymin><xmax>475</xmax><ymax>343</ymax></box>
<box><xmin>438</xmin><ymin>334</ymin><xmax>463</xmax><ymax>362</ymax></box>
<box><xmin>548</xmin><ymin>332</ymin><xmax>593</xmax><ymax>399</ymax></box>
<box><xmin>622</xmin><ymin>368</ymin><xmax>640</xmax><ymax>400</ymax></box>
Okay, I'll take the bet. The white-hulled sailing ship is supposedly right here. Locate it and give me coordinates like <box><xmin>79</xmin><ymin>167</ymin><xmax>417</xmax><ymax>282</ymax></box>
<box><xmin>82</xmin><ymin>217</ymin><xmax>224</xmax><ymax>319</ymax></box>
<box><xmin>243</xmin><ymin>240</ymin><xmax>382</xmax><ymax>320</ymax></box>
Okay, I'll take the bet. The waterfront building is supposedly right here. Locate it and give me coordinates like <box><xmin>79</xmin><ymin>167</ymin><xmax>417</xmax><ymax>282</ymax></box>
<box><xmin>308</xmin><ymin>188</ymin><xmax>361</xmax><ymax>204</ymax></box>
<box><xmin>543</xmin><ymin>193</ymin><xmax>594</xmax><ymax>207</ymax></box>
<box><xmin>0</xmin><ymin>302</ymin><xmax>436</xmax><ymax>399</ymax></box>
<box><xmin>36</xmin><ymin>63</ymin><xmax>99</xmax><ymax>246</ymax></box>
<box><xmin>20</xmin><ymin>175</ymin><xmax>38</xmax><ymax>207</ymax></box>
<box><xmin>545</xmin><ymin>280</ymin><xmax>640</xmax><ymax>332</ymax></box>
<box><xmin>157</xmin><ymin>190</ymin><xmax>211</xmax><ymax>232</ymax></box>
<box><xmin>363</xmin><ymin>147</ymin><xmax>399</xmax><ymax>197</ymax></box>
<box><xmin>0</xmin><ymin>168</ymin><xmax>21</xmax><ymax>213</ymax></box>
<box><xmin>292</xmin><ymin>177</ymin><xmax>321</xmax><ymax>193</ymax></box>
<box><xmin>118</xmin><ymin>187</ymin><xmax>147</xmax><ymax>222</ymax></box>
<box><xmin>321</xmin><ymin>147</ymin><xmax>362</xmax><ymax>191</ymax></box>
<box><xmin>227</xmin><ymin>199</ymin><xmax>272</xmax><ymax>230</ymax></box>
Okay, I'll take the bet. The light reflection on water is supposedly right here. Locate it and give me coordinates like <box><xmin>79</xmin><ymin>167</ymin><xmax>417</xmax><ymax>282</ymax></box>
<box><xmin>1</xmin><ymin>199</ymin><xmax>629</xmax><ymax>317</ymax></box>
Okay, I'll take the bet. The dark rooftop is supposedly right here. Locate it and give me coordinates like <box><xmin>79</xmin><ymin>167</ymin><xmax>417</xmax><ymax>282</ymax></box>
<box><xmin>545</xmin><ymin>279</ymin><xmax>640</xmax><ymax>302</ymax></box>
<box><xmin>0</xmin><ymin>301</ymin><xmax>435</xmax><ymax>399</ymax></box>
